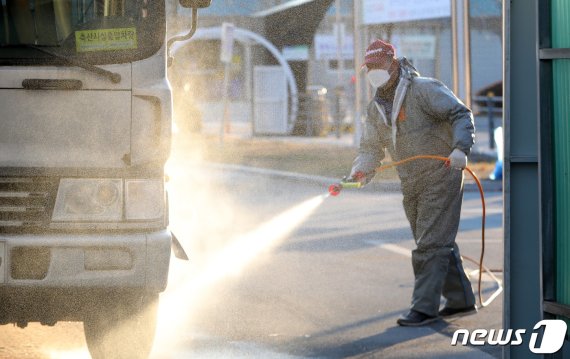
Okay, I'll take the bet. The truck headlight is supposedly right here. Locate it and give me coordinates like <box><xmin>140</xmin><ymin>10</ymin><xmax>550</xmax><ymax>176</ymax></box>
<box><xmin>125</xmin><ymin>179</ymin><xmax>164</xmax><ymax>220</ymax></box>
<box><xmin>52</xmin><ymin>179</ymin><xmax>123</xmax><ymax>221</ymax></box>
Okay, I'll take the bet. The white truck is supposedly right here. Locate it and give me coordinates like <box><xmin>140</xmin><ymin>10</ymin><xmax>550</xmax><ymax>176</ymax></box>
<box><xmin>0</xmin><ymin>0</ymin><xmax>209</xmax><ymax>358</ymax></box>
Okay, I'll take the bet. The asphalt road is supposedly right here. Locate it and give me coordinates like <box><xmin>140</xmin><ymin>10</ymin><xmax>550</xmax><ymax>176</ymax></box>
<box><xmin>0</xmin><ymin>157</ymin><xmax>504</xmax><ymax>359</ymax></box>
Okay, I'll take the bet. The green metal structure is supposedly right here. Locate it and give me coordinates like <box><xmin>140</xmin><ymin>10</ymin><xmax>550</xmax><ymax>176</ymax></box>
<box><xmin>507</xmin><ymin>0</ymin><xmax>570</xmax><ymax>357</ymax></box>
<box><xmin>552</xmin><ymin>0</ymin><xmax>570</xmax><ymax>315</ymax></box>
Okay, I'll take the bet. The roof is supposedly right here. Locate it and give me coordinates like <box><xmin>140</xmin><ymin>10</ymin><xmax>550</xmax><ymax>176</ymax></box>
<box><xmin>251</xmin><ymin>0</ymin><xmax>316</xmax><ymax>18</ymax></box>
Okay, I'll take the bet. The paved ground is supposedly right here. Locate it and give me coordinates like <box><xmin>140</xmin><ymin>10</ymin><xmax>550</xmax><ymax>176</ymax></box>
<box><xmin>198</xmin><ymin>112</ymin><xmax>501</xmax><ymax>159</ymax></box>
<box><xmin>197</xmin><ymin>112</ymin><xmax>503</xmax><ymax>185</ymax></box>
<box><xmin>152</xmin><ymin>164</ymin><xmax>503</xmax><ymax>359</ymax></box>
<box><xmin>0</xmin><ymin>136</ymin><xmax>503</xmax><ymax>359</ymax></box>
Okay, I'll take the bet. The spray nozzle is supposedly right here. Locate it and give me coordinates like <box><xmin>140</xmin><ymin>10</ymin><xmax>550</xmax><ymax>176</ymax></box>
<box><xmin>328</xmin><ymin>184</ymin><xmax>342</xmax><ymax>196</ymax></box>
<box><xmin>328</xmin><ymin>180</ymin><xmax>362</xmax><ymax>196</ymax></box>
<box><xmin>329</xmin><ymin>171</ymin><xmax>366</xmax><ymax>196</ymax></box>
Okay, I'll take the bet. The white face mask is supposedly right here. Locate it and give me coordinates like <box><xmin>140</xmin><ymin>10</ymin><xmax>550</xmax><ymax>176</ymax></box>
<box><xmin>367</xmin><ymin>69</ymin><xmax>391</xmax><ymax>89</ymax></box>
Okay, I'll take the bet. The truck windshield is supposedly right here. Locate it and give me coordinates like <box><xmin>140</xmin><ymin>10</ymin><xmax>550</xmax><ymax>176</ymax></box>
<box><xmin>0</xmin><ymin>0</ymin><xmax>164</xmax><ymax>65</ymax></box>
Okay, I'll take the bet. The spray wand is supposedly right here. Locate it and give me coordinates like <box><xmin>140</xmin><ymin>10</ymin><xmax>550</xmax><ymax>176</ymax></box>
<box><xmin>328</xmin><ymin>170</ymin><xmax>368</xmax><ymax>196</ymax></box>
<box><xmin>328</xmin><ymin>155</ymin><xmax>503</xmax><ymax>309</ymax></box>
<box><xmin>328</xmin><ymin>180</ymin><xmax>362</xmax><ymax>196</ymax></box>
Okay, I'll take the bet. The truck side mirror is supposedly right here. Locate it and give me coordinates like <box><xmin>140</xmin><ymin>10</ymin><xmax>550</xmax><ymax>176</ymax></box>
<box><xmin>179</xmin><ymin>0</ymin><xmax>211</xmax><ymax>8</ymax></box>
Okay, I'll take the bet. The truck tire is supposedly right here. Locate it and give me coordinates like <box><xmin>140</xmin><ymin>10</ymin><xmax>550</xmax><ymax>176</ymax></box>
<box><xmin>83</xmin><ymin>292</ymin><xmax>158</xmax><ymax>359</ymax></box>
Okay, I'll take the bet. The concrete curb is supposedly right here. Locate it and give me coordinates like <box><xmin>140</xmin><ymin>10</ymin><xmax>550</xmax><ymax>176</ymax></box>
<box><xmin>201</xmin><ymin>162</ymin><xmax>503</xmax><ymax>193</ymax></box>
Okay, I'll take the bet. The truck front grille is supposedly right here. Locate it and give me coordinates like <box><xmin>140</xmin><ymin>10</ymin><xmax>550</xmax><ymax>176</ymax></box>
<box><xmin>0</xmin><ymin>178</ymin><xmax>59</xmax><ymax>231</ymax></box>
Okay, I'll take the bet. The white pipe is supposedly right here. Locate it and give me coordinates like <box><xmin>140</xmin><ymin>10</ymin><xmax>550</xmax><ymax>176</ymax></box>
<box><xmin>170</xmin><ymin>26</ymin><xmax>299</xmax><ymax>133</ymax></box>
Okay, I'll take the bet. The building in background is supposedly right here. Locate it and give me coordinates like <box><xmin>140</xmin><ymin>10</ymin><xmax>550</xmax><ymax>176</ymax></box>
<box><xmin>167</xmin><ymin>0</ymin><xmax>334</xmax><ymax>134</ymax></box>
<box><xmin>352</xmin><ymin>0</ymin><xmax>502</xmax><ymax>106</ymax></box>
<box><xmin>168</xmin><ymin>0</ymin><xmax>502</xmax><ymax>135</ymax></box>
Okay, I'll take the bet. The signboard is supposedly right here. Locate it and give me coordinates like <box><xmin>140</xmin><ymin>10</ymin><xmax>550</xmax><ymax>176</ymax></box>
<box><xmin>282</xmin><ymin>45</ymin><xmax>309</xmax><ymax>61</ymax></box>
<box><xmin>314</xmin><ymin>34</ymin><xmax>354</xmax><ymax>60</ymax></box>
<box><xmin>220</xmin><ymin>22</ymin><xmax>235</xmax><ymax>63</ymax></box>
<box><xmin>392</xmin><ymin>35</ymin><xmax>437</xmax><ymax>60</ymax></box>
<box><xmin>362</xmin><ymin>0</ymin><xmax>451</xmax><ymax>25</ymax></box>
<box><xmin>75</xmin><ymin>28</ymin><xmax>137</xmax><ymax>52</ymax></box>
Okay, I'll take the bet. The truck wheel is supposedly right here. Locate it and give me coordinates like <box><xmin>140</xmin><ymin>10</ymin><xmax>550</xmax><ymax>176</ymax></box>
<box><xmin>83</xmin><ymin>293</ymin><xmax>158</xmax><ymax>359</ymax></box>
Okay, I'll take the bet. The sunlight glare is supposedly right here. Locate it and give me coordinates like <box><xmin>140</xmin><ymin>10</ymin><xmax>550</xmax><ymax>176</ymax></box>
<box><xmin>48</xmin><ymin>349</ymin><xmax>91</xmax><ymax>359</ymax></box>
<box><xmin>154</xmin><ymin>193</ymin><xmax>327</xmax><ymax>352</ymax></box>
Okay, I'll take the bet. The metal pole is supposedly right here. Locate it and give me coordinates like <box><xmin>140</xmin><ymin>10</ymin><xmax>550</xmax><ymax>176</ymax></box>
<box><xmin>502</xmin><ymin>0</ymin><xmax>511</xmax><ymax>356</ymax></box>
<box><xmin>451</xmin><ymin>0</ymin><xmax>460</xmax><ymax>96</ymax></box>
<box><xmin>364</xmin><ymin>26</ymin><xmax>372</xmax><ymax>103</ymax></box>
<box><xmin>353</xmin><ymin>0</ymin><xmax>363</xmax><ymax>146</ymax></box>
<box><xmin>463</xmin><ymin>0</ymin><xmax>472</xmax><ymax>109</ymax></box>
<box><xmin>335</xmin><ymin>0</ymin><xmax>343</xmax><ymax>139</ymax></box>
<box><xmin>218</xmin><ymin>22</ymin><xmax>235</xmax><ymax>144</ymax></box>
<box><xmin>451</xmin><ymin>0</ymin><xmax>472</xmax><ymax>106</ymax></box>
<box><xmin>220</xmin><ymin>62</ymin><xmax>231</xmax><ymax>144</ymax></box>
<box><xmin>244</xmin><ymin>42</ymin><xmax>254</xmax><ymax>137</ymax></box>
<box><xmin>487</xmin><ymin>93</ymin><xmax>495</xmax><ymax>149</ymax></box>
<box><xmin>307</xmin><ymin>94</ymin><xmax>313</xmax><ymax>136</ymax></box>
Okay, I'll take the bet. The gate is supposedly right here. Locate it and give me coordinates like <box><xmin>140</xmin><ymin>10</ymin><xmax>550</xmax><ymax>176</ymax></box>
<box><xmin>253</xmin><ymin>66</ymin><xmax>288</xmax><ymax>135</ymax></box>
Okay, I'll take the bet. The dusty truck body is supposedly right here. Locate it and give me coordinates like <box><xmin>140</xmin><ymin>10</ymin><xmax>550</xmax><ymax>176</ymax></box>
<box><xmin>0</xmin><ymin>0</ymin><xmax>208</xmax><ymax>357</ymax></box>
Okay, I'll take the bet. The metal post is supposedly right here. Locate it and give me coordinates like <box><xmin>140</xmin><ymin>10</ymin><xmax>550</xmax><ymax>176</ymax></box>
<box><xmin>364</xmin><ymin>25</ymin><xmax>372</xmax><ymax>103</ymax></box>
<box><xmin>450</xmin><ymin>0</ymin><xmax>472</xmax><ymax>108</ymax></box>
<box><xmin>335</xmin><ymin>0</ymin><xmax>344</xmax><ymax>139</ymax></box>
<box><xmin>487</xmin><ymin>92</ymin><xmax>495</xmax><ymax>149</ymax></box>
<box><xmin>503</xmin><ymin>1</ymin><xmax>511</xmax><ymax>356</ymax></box>
<box><xmin>451</xmin><ymin>0</ymin><xmax>459</xmax><ymax>96</ymax></box>
<box><xmin>244</xmin><ymin>42</ymin><xmax>254</xmax><ymax>137</ymax></box>
<box><xmin>220</xmin><ymin>61</ymin><xmax>231</xmax><ymax>144</ymax></box>
<box><xmin>463</xmin><ymin>0</ymin><xmax>472</xmax><ymax>109</ymax></box>
<box><xmin>505</xmin><ymin>0</ymin><xmax>545</xmax><ymax>357</ymax></box>
<box><xmin>306</xmin><ymin>94</ymin><xmax>313</xmax><ymax>136</ymax></box>
<box><xmin>335</xmin><ymin>88</ymin><xmax>342</xmax><ymax>138</ymax></box>
<box><xmin>219</xmin><ymin>22</ymin><xmax>235</xmax><ymax>144</ymax></box>
<box><xmin>353</xmin><ymin>0</ymin><xmax>363</xmax><ymax>146</ymax></box>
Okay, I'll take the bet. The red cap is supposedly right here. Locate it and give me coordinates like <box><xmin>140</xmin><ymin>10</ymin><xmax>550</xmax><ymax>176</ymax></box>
<box><xmin>362</xmin><ymin>39</ymin><xmax>396</xmax><ymax>70</ymax></box>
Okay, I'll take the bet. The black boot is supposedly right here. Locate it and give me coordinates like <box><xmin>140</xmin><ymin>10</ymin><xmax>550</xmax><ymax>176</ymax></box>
<box><xmin>438</xmin><ymin>305</ymin><xmax>477</xmax><ymax>319</ymax></box>
<box><xmin>397</xmin><ymin>310</ymin><xmax>439</xmax><ymax>327</ymax></box>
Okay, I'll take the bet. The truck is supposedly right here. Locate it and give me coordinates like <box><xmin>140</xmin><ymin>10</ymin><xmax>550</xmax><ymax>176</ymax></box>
<box><xmin>0</xmin><ymin>0</ymin><xmax>210</xmax><ymax>358</ymax></box>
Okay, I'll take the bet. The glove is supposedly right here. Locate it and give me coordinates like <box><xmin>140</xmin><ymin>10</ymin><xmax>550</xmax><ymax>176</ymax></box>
<box><xmin>344</xmin><ymin>171</ymin><xmax>374</xmax><ymax>185</ymax></box>
<box><xmin>448</xmin><ymin>148</ymin><xmax>468</xmax><ymax>170</ymax></box>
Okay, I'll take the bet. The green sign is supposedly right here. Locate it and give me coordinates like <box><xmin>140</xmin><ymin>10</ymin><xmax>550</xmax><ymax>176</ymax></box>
<box><xmin>75</xmin><ymin>28</ymin><xmax>137</xmax><ymax>52</ymax></box>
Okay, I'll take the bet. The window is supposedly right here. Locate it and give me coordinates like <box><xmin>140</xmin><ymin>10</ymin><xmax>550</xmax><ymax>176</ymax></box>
<box><xmin>0</xmin><ymin>0</ymin><xmax>165</xmax><ymax>65</ymax></box>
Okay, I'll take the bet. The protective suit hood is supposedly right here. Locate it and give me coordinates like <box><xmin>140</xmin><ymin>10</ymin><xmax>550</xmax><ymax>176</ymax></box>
<box><xmin>398</xmin><ymin>57</ymin><xmax>420</xmax><ymax>81</ymax></box>
<box><xmin>376</xmin><ymin>57</ymin><xmax>420</xmax><ymax>149</ymax></box>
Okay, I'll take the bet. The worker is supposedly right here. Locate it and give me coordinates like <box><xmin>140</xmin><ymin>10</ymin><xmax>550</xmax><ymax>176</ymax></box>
<box><xmin>349</xmin><ymin>39</ymin><xmax>477</xmax><ymax>326</ymax></box>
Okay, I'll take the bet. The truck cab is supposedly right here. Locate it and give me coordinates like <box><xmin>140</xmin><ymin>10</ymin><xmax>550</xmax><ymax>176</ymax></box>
<box><xmin>0</xmin><ymin>0</ymin><xmax>209</xmax><ymax>357</ymax></box>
